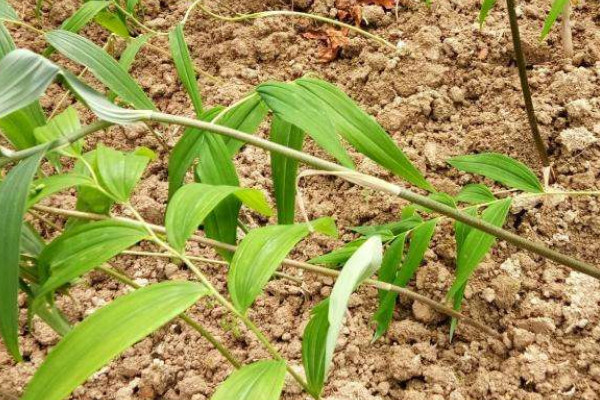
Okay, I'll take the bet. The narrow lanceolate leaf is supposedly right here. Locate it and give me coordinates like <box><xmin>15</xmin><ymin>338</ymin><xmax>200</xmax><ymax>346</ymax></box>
<box><xmin>28</xmin><ymin>173</ymin><xmax>95</xmax><ymax>208</ymax></box>
<box><xmin>373</xmin><ymin>219</ymin><xmax>438</xmax><ymax>341</ymax></box>
<box><xmin>195</xmin><ymin>134</ymin><xmax>241</xmax><ymax>260</ymax></box>
<box><xmin>325</xmin><ymin>237</ymin><xmax>382</xmax><ymax>376</ymax></box>
<box><xmin>302</xmin><ymin>300</ymin><xmax>330</xmax><ymax>398</ymax></box>
<box><xmin>229</xmin><ymin>218</ymin><xmax>337</xmax><ymax>313</ymax></box>
<box><xmin>169</xmin><ymin>23</ymin><xmax>202</xmax><ymax>116</ymax></box>
<box><xmin>479</xmin><ymin>0</ymin><xmax>498</xmax><ymax>26</ymax></box>
<box><xmin>42</xmin><ymin>1</ymin><xmax>109</xmax><ymax>57</ymax></box>
<box><xmin>46</xmin><ymin>30</ymin><xmax>155</xmax><ymax>110</ymax></box>
<box><xmin>448</xmin><ymin>153</ymin><xmax>543</xmax><ymax>193</ymax></box>
<box><xmin>119</xmin><ymin>34</ymin><xmax>152</xmax><ymax>71</ymax></box>
<box><xmin>168</xmin><ymin>107</ymin><xmax>222</xmax><ymax>197</ymax></box>
<box><xmin>94</xmin><ymin>10</ymin><xmax>130</xmax><ymax>38</ymax></box>
<box><xmin>34</xmin><ymin>107</ymin><xmax>82</xmax><ymax>157</ymax></box>
<box><xmin>296</xmin><ymin>78</ymin><xmax>434</xmax><ymax>191</ymax></box>
<box><xmin>61</xmin><ymin>1</ymin><xmax>109</xmax><ymax>32</ymax></box>
<box><xmin>63</xmin><ymin>71</ymin><xmax>152</xmax><ymax>124</ymax></box>
<box><xmin>0</xmin><ymin>28</ymin><xmax>47</xmax><ymax>149</ymax></box>
<box><xmin>350</xmin><ymin>215</ymin><xmax>423</xmax><ymax>237</ymax></box>
<box><xmin>0</xmin><ymin>149</ymin><xmax>47</xmax><ymax>362</ymax></box>
<box><xmin>0</xmin><ymin>49</ymin><xmax>60</xmax><ymax>119</ymax></box>
<box><xmin>309</xmin><ymin>239</ymin><xmax>366</xmax><ymax>267</ymax></box>
<box><xmin>21</xmin><ymin>222</ymin><xmax>46</xmax><ymax>258</ymax></box>
<box><xmin>0</xmin><ymin>0</ymin><xmax>18</xmax><ymax>21</ymax></box>
<box><xmin>448</xmin><ymin>198</ymin><xmax>512</xmax><ymax>299</ymax></box>
<box><xmin>217</xmin><ymin>94</ymin><xmax>269</xmax><ymax>155</ymax></box>
<box><xmin>456</xmin><ymin>183</ymin><xmax>496</xmax><ymax>205</ymax></box>
<box><xmin>541</xmin><ymin>0</ymin><xmax>569</xmax><ymax>39</ymax></box>
<box><xmin>166</xmin><ymin>183</ymin><xmax>272</xmax><ymax>252</ymax></box>
<box><xmin>35</xmin><ymin>220</ymin><xmax>149</xmax><ymax>302</ymax></box>
<box><xmin>95</xmin><ymin>145</ymin><xmax>151</xmax><ymax>202</ymax></box>
<box><xmin>211</xmin><ymin>360</ymin><xmax>287</xmax><ymax>400</ymax></box>
<box><xmin>257</xmin><ymin>81</ymin><xmax>354</xmax><ymax>168</ymax></box>
<box><xmin>23</xmin><ymin>281</ymin><xmax>208</xmax><ymax>400</ymax></box>
<box><xmin>270</xmin><ymin>116</ymin><xmax>305</xmax><ymax>224</ymax></box>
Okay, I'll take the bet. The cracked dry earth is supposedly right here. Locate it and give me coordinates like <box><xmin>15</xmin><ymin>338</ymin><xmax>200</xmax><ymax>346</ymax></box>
<box><xmin>1</xmin><ymin>0</ymin><xmax>600</xmax><ymax>399</ymax></box>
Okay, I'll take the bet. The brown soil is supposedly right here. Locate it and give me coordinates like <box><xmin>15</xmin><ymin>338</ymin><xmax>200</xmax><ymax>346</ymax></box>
<box><xmin>1</xmin><ymin>0</ymin><xmax>600</xmax><ymax>399</ymax></box>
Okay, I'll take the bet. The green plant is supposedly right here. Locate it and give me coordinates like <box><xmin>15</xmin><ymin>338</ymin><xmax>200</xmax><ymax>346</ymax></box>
<box><xmin>1</xmin><ymin>2</ymin><xmax>599</xmax><ymax>400</ymax></box>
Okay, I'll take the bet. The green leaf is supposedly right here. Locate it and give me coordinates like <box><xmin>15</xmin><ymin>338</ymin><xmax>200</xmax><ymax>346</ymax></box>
<box><xmin>62</xmin><ymin>71</ymin><xmax>152</xmax><ymax>124</ymax></box>
<box><xmin>456</xmin><ymin>183</ymin><xmax>496</xmax><ymax>205</ymax></box>
<box><xmin>211</xmin><ymin>360</ymin><xmax>287</xmax><ymax>400</ymax></box>
<box><xmin>46</xmin><ymin>30</ymin><xmax>155</xmax><ymax>110</ymax></box>
<box><xmin>0</xmin><ymin>0</ymin><xmax>18</xmax><ymax>21</ymax></box>
<box><xmin>43</xmin><ymin>1</ymin><xmax>109</xmax><ymax>57</ymax></box>
<box><xmin>257</xmin><ymin>81</ymin><xmax>354</xmax><ymax>168</ymax></box>
<box><xmin>0</xmin><ymin>148</ymin><xmax>46</xmax><ymax>361</ymax></box>
<box><xmin>415</xmin><ymin>192</ymin><xmax>457</xmax><ymax>213</ymax></box>
<box><xmin>0</xmin><ymin>49</ymin><xmax>60</xmax><ymax>119</ymax></box>
<box><xmin>296</xmin><ymin>78</ymin><xmax>433</xmax><ymax>191</ymax></box>
<box><xmin>23</xmin><ymin>281</ymin><xmax>208</xmax><ymax>400</ymax></box>
<box><xmin>373</xmin><ymin>219</ymin><xmax>437</xmax><ymax>340</ymax></box>
<box><xmin>167</xmin><ymin>107</ymin><xmax>222</xmax><ymax>197</ymax></box>
<box><xmin>94</xmin><ymin>10</ymin><xmax>130</xmax><ymax>38</ymax></box>
<box><xmin>350</xmin><ymin>215</ymin><xmax>423</xmax><ymax>237</ymax></box>
<box><xmin>21</xmin><ymin>222</ymin><xmax>46</xmax><ymax>258</ymax></box>
<box><xmin>270</xmin><ymin>116</ymin><xmax>305</xmax><ymax>224</ymax></box>
<box><xmin>218</xmin><ymin>94</ymin><xmax>269</xmax><ymax>155</ymax></box>
<box><xmin>34</xmin><ymin>107</ymin><xmax>82</xmax><ymax>157</ymax></box>
<box><xmin>302</xmin><ymin>300</ymin><xmax>329</xmax><ymax>398</ymax></box>
<box><xmin>228</xmin><ymin>218</ymin><xmax>337</xmax><ymax>313</ymax></box>
<box><xmin>169</xmin><ymin>23</ymin><xmax>202</xmax><ymax>116</ymax></box>
<box><xmin>126</xmin><ymin>0</ymin><xmax>139</xmax><ymax>13</ymax></box>
<box><xmin>95</xmin><ymin>144</ymin><xmax>151</xmax><ymax>202</ymax></box>
<box><xmin>541</xmin><ymin>0</ymin><xmax>569</xmax><ymax>39</ymax></box>
<box><xmin>325</xmin><ymin>236</ymin><xmax>382</xmax><ymax>375</ymax></box>
<box><xmin>28</xmin><ymin>173</ymin><xmax>95</xmax><ymax>207</ymax></box>
<box><xmin>448</xmin><ymin>198</ymin><xmax>512</xmax><ymax>299</ymax></box>
<box><xmin>308</xmin><ymin>239</ymin><xmax>366</xmax><ymax>267</ymax></box>
<box><xmin>448</xmin><ymin>153</ymin><xmax>543</xmax><ymax>193</ymax></box>
<box><xmin>479</xmin><ymin>0</ymin><xmax>498</xmax><ymax>26</ymax></box>
<box><xmin>119</xmin><ymin>34</ymin><xmax>152</xmax><ymax>71</ymax></box>
<box><xmin>195</xmin><ymin>134</ymin><xmax>241</xmax><ymax>260</ymax></box>
<box><xmin>0</xmin><ymin>28</ymin><xmax>48</xmax><ymax>150</ymax></box>
<box><xmin>166</xmin><ymin>183</ymin><xmax>272</xmax><ymax>252</ymax></box>
<box><xmin>61</xmin><ymin>1</ymin><xmax>109</xmax><ymax>32</ymax></box>
<box><xmin>35</xmin><ymin>220</ymin><xmax>148</xmax><ymax>301</ymax></box>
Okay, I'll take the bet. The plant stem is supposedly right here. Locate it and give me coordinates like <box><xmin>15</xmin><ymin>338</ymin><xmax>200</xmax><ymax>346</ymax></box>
<box><xmin>97</xmin><ymin>265</ymin><xmax>242</xmax><ymax>368</ymax></box>
<box><xmin>7</xmin><ymin>112</ymin><xmax>599</xmax><ymax>279</ymax></box>
<box><xmin>192</xmin><ymin>1</ymin><xmax>397</xmax><ymax>51</ymax></box>
<box><xmin>33</xmin><ymin>204</ymin><xmax>501</xmax><ymax>337</ymax></box>
<box><xmin>27</xmin><ymin>206</ymin><xmax>244</xmax><ymax>370</ymax></box>
<box><xmin>561</xmin><ymin>0</ymin><xmax>573</xmax><ymax>58</ymax></box>
<box><xmin>122</xmin><ymin>203</ymin><xmax>315</xmax><ymax>397</ymax></box>
<box><xmin>122</xmin><ymin>249</ymin><xmax>302</xmax><ymax>283</ymax></box>
<box><xmin>505</xmin><ymin>0</ymin><xmax>550</xmax><ymax>168</ymax></box>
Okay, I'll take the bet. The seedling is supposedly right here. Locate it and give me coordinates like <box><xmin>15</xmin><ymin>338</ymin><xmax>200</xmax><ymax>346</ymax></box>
<box><xmin>0</xmin><ymin>2</ymin><xmax>599</xmax><ymax>400</ymax></box>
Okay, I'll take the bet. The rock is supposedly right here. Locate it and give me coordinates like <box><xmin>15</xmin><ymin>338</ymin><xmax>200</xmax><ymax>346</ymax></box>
<box><xmin>388</xmin><ymin>320</ymin><xmax>431</xmax><ymax>343</ymax></box>
<box><xmin>512</xmin><ymin>328</ymin><xmax>535</xmax><ymax>350</ymax></box>
<box><xmin>482</xmin><ymin>287</ymin><xmax>496</xmax><ymax>303</ymax></box>
<box><xmin>565</xmin><ymin>99</ymin><xmax>593</xmax><ymax>123</ymax></box>
<box><xmin>164</xmin><ymin>263</ymin><xmax>179</xmax><ymax>279</ymax></box>
<box><xmin>362</xmin><ymin>5</ymin><xmax>388</xmax><ymax>27</ymax></box>
<box><xmin>516</xmin><ymin>317</ymin><xmax>556</xmax><ymax>334</ymax></box>
<box><xmin>559</xmin><ymin>127</ymin><xmax>597</xmax><ymax>153</ymax></box>
<box><xmin>491</xmin><ymin>275</ymin><xmax>521</xmax><ymax>309</ymax></box>
<box><xmin>423</xmin><ymin>365</ymin><xmax>458</xmax><ymax>390</ymax></box>
<box><xmin>388</xmin><ymin>345</ymin><xmax>422</xmax><ymax>381</ymax></box>
<box><xmin>412</xmin><ymin>301</ymin><xmax>443</xmax><ymax>324</ymax></box>
<box><xmin>449</xmin><ymin>86</ymin><xmax>466</xmax><ymax>104</ymax></box>
<box><xmin>177</xmin><ymin>374</ymin><xmax>207</xmax><ymax>397</ymax></box>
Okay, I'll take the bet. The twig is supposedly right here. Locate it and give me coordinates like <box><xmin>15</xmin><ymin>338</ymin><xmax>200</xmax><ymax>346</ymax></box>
<box><xmin>505</xmin><ymin>0</ymin><xmax>551</xmax><ymax>168</ymax></box>
<box><xmin>32</xmin><ymin>204</ymin><xmax>501</xmax><ymax>338</ymax></box>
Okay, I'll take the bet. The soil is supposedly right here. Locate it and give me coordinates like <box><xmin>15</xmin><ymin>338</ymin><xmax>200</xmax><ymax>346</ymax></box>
<box><xmin>1</xmin><ymin>0</ymin><xmax>600</xmax><ymax>399</ymax></box>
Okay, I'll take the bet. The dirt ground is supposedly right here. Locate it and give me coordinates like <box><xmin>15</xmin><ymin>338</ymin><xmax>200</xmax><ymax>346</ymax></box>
<box><xmin>1</xmin><ymin>0</ymin><xmax>600</xmax><ymax>399</ymax></box>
